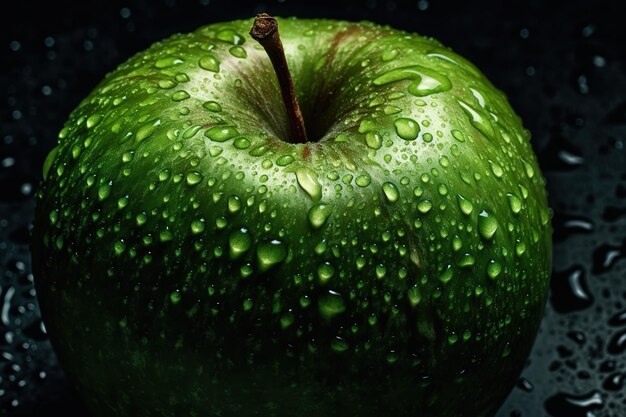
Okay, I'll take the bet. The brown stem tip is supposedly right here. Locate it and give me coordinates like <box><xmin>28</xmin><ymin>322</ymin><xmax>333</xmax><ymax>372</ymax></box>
<box><xmin>250</xmin><ymin>13</ymin><xmax>308</xmax><ymax>144</ymax></box>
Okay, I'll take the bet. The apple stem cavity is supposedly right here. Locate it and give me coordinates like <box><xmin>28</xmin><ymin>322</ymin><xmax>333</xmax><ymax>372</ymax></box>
<box><xmin>250</xmin><ymin>13</ymin><xmax>308</xmax><ymax>144</ymax></box>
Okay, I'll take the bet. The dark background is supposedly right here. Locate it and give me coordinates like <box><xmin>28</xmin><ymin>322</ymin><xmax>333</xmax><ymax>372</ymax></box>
<box><xmin>1</xmin><ymin>0</ymin><xmax>625</xmax><ymax>416</ymax></box>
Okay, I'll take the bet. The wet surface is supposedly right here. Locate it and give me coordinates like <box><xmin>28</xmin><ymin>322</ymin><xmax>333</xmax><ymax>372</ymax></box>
<box><xmin>1</xmin><ymin>0</ymin><xmax>625</xmax><ymax>416</ymax></box>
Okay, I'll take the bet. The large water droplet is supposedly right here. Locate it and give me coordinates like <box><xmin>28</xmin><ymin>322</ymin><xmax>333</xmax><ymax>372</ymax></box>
<box><xmin>198</xmin><ymin>55</ymin><xmax>220</xmax><ymax>72</ymax></box>
<box><xmin>229</xmin><ymin>228</ymin><xmax>252</xmax><ymax>259</ymax></box>
<box><xmin>458</xmin><ymin>100</ymin><xmax>496</xmax><ymax>141</ymax></box>
<box><xmin>382</xmin><ymin>182</ymin><xmax>399</xmax><ymax>203</ymax></box>
<box><xmin>478</xmin><ymin>210</ymin><xmax>498</xmax><ymax>240</ymax></box>
<box><xmin>394</xmin><ymin>118</ymin><xmax>420</xmax><ymax>140</ymax></box>
<box><xmin>319</xmin><ymin>290</ymin><xmax>346</xmax><ymax>320</ymax></box>
<box><xmin>457</xmin><ymin>194</ymin><xmax>473</xmax><ymax>215</ymax></box>
<box><xmin>549</xmin><ymin>266</ymin><xmax>592</xmax><ymax>313</ymax></box>
<box><xmin>308</xmin><ymin>203</ymin><xmax>332</xmax><ymax>229</ymax></box>
<box><xmin>544</xmin><ymin>390</ymin><xmax>604</xmax><ymax>417</ymax></box>
<box><xmin>205</xmin><ymin>126</ymin><xmax>239</xmax><ymax>142</ymax></box>
<box><xmin>296</xmin><ymin>167</ymin><xmax>322</xmax><ymax>201</ymax></box>
<box><xmin>373</xmin><ymin>65</ymin><xmax>452</xmax><ymax>97</ymax></box>
<box><xmin>257</xmin><ymin>240</ymin><xmax>287</xmax><ymax>272</ymax></box>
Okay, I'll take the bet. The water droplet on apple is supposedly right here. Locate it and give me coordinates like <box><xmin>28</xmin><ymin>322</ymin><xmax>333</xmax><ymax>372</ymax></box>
<box><xmin>215</xmin><ymin>28</ymin><xmax>245</xmax><ymax>45</ymax></box>
<box><xmin>159</xmin><ymin>229</ymin><xmax>173</xmax><ymax>242</ymax></box>
<box><xmin>257</xmin><ymin>240</ymin><xmax>287</xmax><ymax>272</ymax></box>
<box><xmin>394</xmin><ymin>117</ymin><xmax>420</xmax><ymax>140</ymax></box>
<box><xmin>308</xmin><ymin>203</ymin><xmax>332</xmax><ymax>229</ymax></box>
<box><xmin>155</xmin><ymin>56</ymin><xmax>184</xmax><ymax>68</ymax></box>
<box><xmin>295</xmin><ymin>167</ymin><xmax>322</xmax><ymax>201</ymax></box>
<box><xmin>317</xmin><ymin>262</ymin><xmax>335</xmax><ymax>283</ymax></box>
<box><xmin>382</xmin><ymin>182</ymin><xmax>399</xmax><ymax>203</ymax></box>
<box><xmin>355</xmin><ymin>174</ymin><xmax>371</xmax><ymax>187</ymax></box>
<box><xmin>136</xmin><ymin>212</ymin><xmax>147</xmax><ymax>226</ymax></box>
<box><xmin>439</xmin><ymin>266</ymin><xmax>453</xmax><ymax>283</ymax></box>
<box><xmin>113</xmin><ymin>240</ymin><xmax>126</xmax><ymax>255</ymax></box>
<box><xmin>488</xmin><ymin>160</ymin><xmax>504</xmax><ymax>178</ymax></box>
<box><xmin>417</xmin><ymin>199</ymin><xmax>433</xmax><ymax>214</ymax></box>
<box><xmin>276</xmin><ymin>155</ymin><xmax>295</xmax><ymax>166</ymax></box>
<box><xmin>522</xmin><ymin>159</ymin><xmax>535</xmax><ymax>178</ymax></box>
<box><xmin>507</xmin><ymin>193</ymin><xmax>522</xmax><ymax>214</ymax></box>
<box><xmin>190</xmin><ymin>218</ymin><xmax>206</xmax><ymax>234</ymax></box>
<box><xmin>117</xmin><ymin>196</ymin><xmax>129</xmax><ymax>209</ymax></box>
<box><xmin>451</xmin><ymin>130</ymin><xmax>465</xmax><ymax>142</ymax></box>
<box><xmin>169</xmin><ymin>291</ymin><xmax>182</xmax><ymax>304</ymax></box>
<box><xmin>158</xmin><ymin>79</ymin><xmax>177</xmax><ymax>89</ymax></box>
<box><xmin>229</xmin><ymin>228</ymin><xmax>252</xmax><ymax>259</ymax></box>
<box><xmin>186</xmin><ymin>171</ymin><xmax>203</xmax><ymax>186</ymax></box>
<box><xmin>198</xmin><ymin>55</ymin><xmax>220</xmax><ymax>72</ymax></box>
<box><xmin>227</xmin><ymin>195</ymin><xmax>242</xmax><ymax>213</ymax></box>
<box><xmin>365</xmin><ymin>132</ymin><xmax>382</xmax><ymax>149</ymax></box>
<box><xmin>331</xmin><ymin>337</ymin><xmax>350</xmax><ymax>352</ymax></box>
<box><xmin>98</xmin><ymin>182</ymin><xmax>111</xmax><ymax>201</ymax></box>
<box><xmin>86</xmin><ymin>114</ymin><xmax>102</xmax><ymax>129</ymax></box>
<box><xmin>233</xmin><ymin>137</ymin><xmax>251</xmax><ymax>149</ymax></box>
<box><xmin>135</xmin><ymin>120</ymin><xmax>160</xmax><ymax>142</ymax></box>
<box><xmin>457</xmin><ymin>253</ymin><xmax>475</xmax><ymax>268</ymax></box>
<box><xmin>228</xmin><ymin>46</ymin><xmax>247</xmax><ymax>58</ymax></box>
<box><xmin>373</xmin><ymin>65</ymin><xmax>452</xmax><ymax>97</ymax></box>
<box><xmin>457</xmin><ymin>194</ymin><xmax>473</xmax><ymax>215</ymax></box>
<box><xmin>478</xmin><ymin>210</ymin><xmax>498</xmax><ymax>240</ymax></box>
<box><xmin>408</xmin><ymin>286</ymin><xmax>421</xmax><ymax>306</ymax></box>
<box><xmin>204</xmin><ymin>126</ymin><xmax>239</xmax><ymax>142</ymax></box>
<box><xmin>319</xmin><ymin>290</ymin><xmax>346</xmax><ymax>319</ymax></box>
<box><xmin>171</xmin><ymin>90</ymin><xmax>190</xmax><ymax>101</ymax></box>
<box><xmin>487</xmin><ymin>260</ymin><xmax>502</xmax><ymax>279</ymax></box>
<box><xmin>202</xmin><ymin>101</ymin><xmax>222</xmax><ymax>112</ymax></box>
<box><xmin>458</xmin><ymin>100</ymin><xmax>496</xmax><ymax>141</ymax></box>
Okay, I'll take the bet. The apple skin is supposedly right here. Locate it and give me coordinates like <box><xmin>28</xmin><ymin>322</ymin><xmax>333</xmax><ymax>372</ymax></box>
<box><xmin>32</xmin><ymin>17</ymin><xmax>552</xmax><ymax>417</ymax></box>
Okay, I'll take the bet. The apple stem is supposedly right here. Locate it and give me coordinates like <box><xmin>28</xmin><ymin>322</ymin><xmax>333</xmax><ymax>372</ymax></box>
<box><xmin>250</xmin><ymin>13</ymin><xmax>308</xmax><ymax>144</ymax></box>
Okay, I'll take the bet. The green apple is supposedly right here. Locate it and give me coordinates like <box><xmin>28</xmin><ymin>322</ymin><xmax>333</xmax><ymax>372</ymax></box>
<box><xmin>32</xmin><ymin>14</ymin><xmax>552</xmax><ymax>417</ymax></box>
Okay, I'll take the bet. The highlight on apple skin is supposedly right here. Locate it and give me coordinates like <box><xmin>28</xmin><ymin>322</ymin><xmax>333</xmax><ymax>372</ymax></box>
<box><xmin>31</xmin><ymin>14</ymin><xmax>552</xmax><ymax>417</ymax></box>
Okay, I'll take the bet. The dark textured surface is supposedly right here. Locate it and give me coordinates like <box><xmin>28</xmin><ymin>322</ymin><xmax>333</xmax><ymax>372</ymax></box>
<box><xmin>1</xmin><ymin>0</ymin><xmax>625</xmax><ymax>416</ymax></box>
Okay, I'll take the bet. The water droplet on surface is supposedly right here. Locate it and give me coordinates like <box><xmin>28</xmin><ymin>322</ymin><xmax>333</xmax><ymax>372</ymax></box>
<box><xmin>308</xmin><ymin>203</ymin><xmax>332</xmax><ymax>229</ymax></box>
<box><xmin>382</xmin><ymin>182</ymin><xmax>399</xmax><ymax>203</ymax></box>
<box><xmin>458</xmin><ymin>100</ymin><xmax>496</xmax><ymax>141</ymax></box>
<box><xmin>457</xmin><ymin>194</ymin><xmax>473</xmax><ymax>215</ymax></box>
<box><xmin>544</xmin><ymin>390</ymin><xmax>604</xmax><ymax>417</ymax></box>
<box><xmin>478</xmin><ymin>210</ymin><xmax>498</xmax><ymax>240</ymax></box>
<box><xmin>319</xmin><ymin>291</ymin><xmax>346</xmax><ymax>320</ymax></box>
<box><xmin>296</xmin><ymin>167</ymin><xmax>322</xmax><ymax>201</ymax></box>
<box><xmin>98</xmin><ymin>183</ymin><xmax>111</xmax><ymax>201</ymax></box>
<box><xmin>607</xmin><ymin>329</ymin><xmax>626</xmax><ymax>355</ymax></box>
<box><xmin>276</xmin><ymin>155</ymin><xmax>295</xmax><ymax>166</ymax></box>
<box><xmin>257</xmin><ymin>240</ymin><xmax>287</xmax><ymax>272</ymax></box>
<box><xmin>229</xmin><ymin>228</ymin><xmax>252</xmax><ymax>259</ymax></box>
<box><xmin>365</xmin><ymin>132</ymin><xmax>382</xmax><ymax>149</ymax></box>
<box><xmin>439</xmin><ymin>266</ymin><xmax>453</xmax><ymax>283</ymax></box>
<box><xmin>487</xmin><ymin>260</ymin><xmax>502</xmax><ymax>279</ymax></box>
<box><xmin>488</xmin><ymin>160</ymin><xmax>504</xmax><ymax>178</ymax></box>
<box><xmin>227</xmin><ymin>195</ymin><xmax>242</xmax><ymax>213</ymax></box>
<box><xmin>373</xmin><ymin>65</ymin><xmax>452</xmax><ymax>97</ymax></box>
<box><xmin>394</xmin><ymin>118</ymin><xmax>420</xmax><ymax>140</ymax></box>
<box><xmin>317</xmin><ymin>262</ymin><xmax>335</xmax><ymax>283</ymax></box>
<box><xmin>198</xmin><ymin>55</ymin><xmax>220</xmax><ymax>72</ymax></box>
<box><xmin>228</xmin><ymin>45</ymin><xmax>247</xmax><ymax>58</ymax></box>
<box><xmin>172</xmin><ymin>90</ymin><xmax>190</xmax><ymax>101</ymax></box>
<box><xmin>417</xmin><ymin>199</ymin><xmax>433</xmax><ymax>214</ymax></box>
<box><xmin>155</xmin><ymin>56</ymin><xmax>184</xmax><ymax>69</ymax></box>
<box><xmin>507</xmin><ymin>193</ymin><xmax>522</xmax><ymax>214</ymax></box>
<box><xmin>203</xmin><ymin>101</ymin><xmax>222</xmax><ymax>112</ymax></box>
<box><xmin>205</xmin><ymin>126</ymin><xmax>239</xmax><ymax>142</ymax></box>
<box><xmin>186</xmin><ymin>171</ymin><xmax>203</xmax><ymax>186</ymax></box>
<box><xmin>191</xmin><ymin>218</ymin><xmax>206</xmax><ymax>234</ymax></box>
